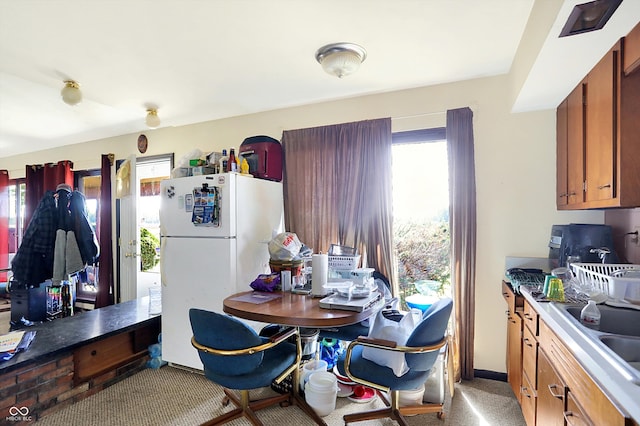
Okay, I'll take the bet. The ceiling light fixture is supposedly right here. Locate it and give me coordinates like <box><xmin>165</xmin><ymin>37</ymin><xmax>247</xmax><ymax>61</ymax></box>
<box><xmin>60</xmin><ymin>80</ymin><xmax>82</xmax><ymax>106</ymax></box>
<box><xmin>559</xmin><ymin>0</ymin><xmax>622</xmax><ymax>38</ymax></box>
<box><xmin>145</xmin><ymin>108</ymin><xmax>161</xmax><ymax>128</ymax></box>
<box><xmin>315</xmin><ymin>42</ymin><xmax>367</xmax><ymax>78</ymax></box>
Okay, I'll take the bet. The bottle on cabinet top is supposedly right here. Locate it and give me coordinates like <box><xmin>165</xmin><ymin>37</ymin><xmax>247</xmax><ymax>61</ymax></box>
<box><xmin>227</xmin><ymin>148</ymin><xmax>237</xmax><ymax>172</ymax></box>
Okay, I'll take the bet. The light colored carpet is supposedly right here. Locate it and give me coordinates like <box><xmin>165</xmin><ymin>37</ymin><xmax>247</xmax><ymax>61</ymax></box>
<box><xmin>36</xmin><ymin>366</ymin><xmax>525</xmax><ymax>426</ymax></box>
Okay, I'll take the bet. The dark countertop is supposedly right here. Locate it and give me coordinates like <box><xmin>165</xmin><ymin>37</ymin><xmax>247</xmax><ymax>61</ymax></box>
<box><xmin>1</xmin><ymin>297</ymin><xmax>160</xmax><ymax>374</ymax></box>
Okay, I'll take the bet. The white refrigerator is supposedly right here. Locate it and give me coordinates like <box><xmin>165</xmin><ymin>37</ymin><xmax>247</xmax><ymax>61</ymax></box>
<box><xmin>159</xmin><ymin>173</ymin><xmax>284</xmax><ymax>370</ymax></box>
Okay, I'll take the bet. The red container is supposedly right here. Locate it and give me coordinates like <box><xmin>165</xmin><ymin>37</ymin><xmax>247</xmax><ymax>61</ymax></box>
<box><xmin>239</xmin><ymin>135</ymin><xmax>282</xmax><ymax>181</ymax></box>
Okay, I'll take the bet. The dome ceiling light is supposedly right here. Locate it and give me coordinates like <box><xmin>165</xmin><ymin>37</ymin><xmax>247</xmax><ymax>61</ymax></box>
<box><xmin>145</xmin><ymin>108</ymin><xmax>161</xmax><ymax>128</ymax></box>
<box><xmin>61</xmin><ymin>80</ymin><xmax>82</xmax><ymax>106</ymax></box>
<box><xmin>315</xmin><ymin>42</ymin><xmax>367</xmax><ymax>78</ymax></box>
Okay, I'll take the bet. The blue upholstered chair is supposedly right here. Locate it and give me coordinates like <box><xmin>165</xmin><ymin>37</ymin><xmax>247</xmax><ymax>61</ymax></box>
<box><xmin>189</xmin><ymin>308</ymin><xmax>300</xmax><ymax>426</ymax></box>
<box><xmin>338</xmin><ymin>297</ymin><xmax>453</xmax><ymax>425</ymax></box>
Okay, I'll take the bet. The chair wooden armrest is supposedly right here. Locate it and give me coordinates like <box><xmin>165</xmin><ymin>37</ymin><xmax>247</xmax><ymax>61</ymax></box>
<box><xmin>349</xmin><ymin>336</ymin><xmax>446</xmax><ymax>354</ymax></box>
<box><xmin>355</xmin><ymin>336</ymin><xmax>398</xmax><ymax>348</ymax></box>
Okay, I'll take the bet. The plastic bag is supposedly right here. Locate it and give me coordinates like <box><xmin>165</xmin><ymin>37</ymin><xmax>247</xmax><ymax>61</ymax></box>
<box><xmin>362</xmin><ymin>308</ymin><xmax>421</xmax><ymax>376</ymax></box>
<box><xmin>250</xmin><ymin>273</ymin><xmax>281</xmax><ymax>292</ymax></box>
<box><xmin>268</xmin><ymin>232</ymin><xmax>302</xmax><ymax>261</ymax></box>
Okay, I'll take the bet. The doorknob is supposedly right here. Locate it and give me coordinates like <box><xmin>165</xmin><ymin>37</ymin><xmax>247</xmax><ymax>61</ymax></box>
<box><xmin>125</xmin><ymin>252</ymin><xmax>140</xmax><ymax>258</ymax></box>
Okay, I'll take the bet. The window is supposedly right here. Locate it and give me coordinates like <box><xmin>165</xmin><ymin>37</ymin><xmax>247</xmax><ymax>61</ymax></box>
<box><xmin>74</xmin><ymin>170</ymin><xmax>101</xmax><ymax>301</ymax></box>
<box><xmin>392</xmin><ymin>129</ymin><xmax>451</xmax><ymax>307</ymax></box>
<box><xmin>8</xmin><ymin>179</ymin><xmax>26</xmax><ymax>256</ymax></box>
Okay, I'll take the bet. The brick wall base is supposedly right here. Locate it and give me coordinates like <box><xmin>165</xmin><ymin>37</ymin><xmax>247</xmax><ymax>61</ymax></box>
<box><xmin>1</xmin><ymin>352</ymin><xmax>149</xmax><ymax>425</ymax></box>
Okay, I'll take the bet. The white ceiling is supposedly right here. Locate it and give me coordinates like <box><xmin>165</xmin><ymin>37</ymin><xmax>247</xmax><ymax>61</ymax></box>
<box><xmin>0</xmin><ymin>0</ymin><xmax>639</xmax><ymax>159</ymax></box>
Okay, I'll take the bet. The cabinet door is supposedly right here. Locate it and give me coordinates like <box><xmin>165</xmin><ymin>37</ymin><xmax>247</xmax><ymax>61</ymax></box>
<box><xmin>507</xmin><ymin>310</ymin><xmax>523</xmax><ymax>403</ymax></box>
<box><xmin>624</xmin><ymin>21</ymin><xmax>640</xmax><ymax>75</ymax></box>
<box><xmin>557</xmin><ymin>98</ymin><xmax>569</xmax><ymax>208</ymax></box>
<box><xmin>585</xmin><ymin>47</ymin><xmax>617</xmax><ymax>203</ymax></box>
<box><xmin>566</xmin><ymin>83</ymin><xmax>585</xmax><ymax>206</ymax></box>
<box><xmin>537</xmin><ymin>348</ymin><xmax>566</xmax><ymax>426</ymax></box>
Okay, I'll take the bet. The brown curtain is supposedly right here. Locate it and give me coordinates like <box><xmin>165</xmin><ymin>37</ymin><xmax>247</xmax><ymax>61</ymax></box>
<box><xmin>24</xmin><ymin>160</ymin><xmax>74</xmax><ymax>228</ymax></box>
<box><xmin>446</xmin><ymin>107</ymin><xmax>477</xmax><ymax>381</ymax></box>
<box><xmin>0</xmin><ymin>170</ymin><xmax>8</xmax><ymax>282</ymax></box>
<box><xmin>95</xmin><ymin>154</ymin><xmax>114</xmax><ymax>308</ymax></box>
<box><xmin>281</xmin><ymin>118</ymin><xmax>396</xmax><ymax>287</ymax></box>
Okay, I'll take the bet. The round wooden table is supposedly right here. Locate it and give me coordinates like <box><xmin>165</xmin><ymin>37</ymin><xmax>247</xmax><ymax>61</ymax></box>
<box><xmin>223</xmin><ymin>290</ymin><xmax>380</xmax><ymax>426</ymax></box>
<box><xmin>223</xmin><ymin>290</ymin><xmax>375</xmax><ymax>328</ymax></box>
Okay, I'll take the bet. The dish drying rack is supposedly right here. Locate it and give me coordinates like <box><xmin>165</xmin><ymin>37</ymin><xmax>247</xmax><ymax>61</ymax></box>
<box><xmin>570</xmin><ymin>263</ymin><xmax>640</xmax><ymax>303</ymax></box>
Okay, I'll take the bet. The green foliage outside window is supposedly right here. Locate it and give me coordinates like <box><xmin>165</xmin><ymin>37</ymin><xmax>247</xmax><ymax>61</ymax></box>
<box><xmin>395</xmin><ymin>218</ymin><xmax>451</xmax><ymax>305</ymax></box>
<box><xmin>140</xmin><ymin>227</ymin><xmax>160</xmax><ymax>271</ymax></box>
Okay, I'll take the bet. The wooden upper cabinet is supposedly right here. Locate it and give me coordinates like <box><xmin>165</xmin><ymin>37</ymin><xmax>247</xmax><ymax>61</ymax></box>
<box><xmin>556</xmin><ymin>98</ymin><xmax>569</xmax><ymax>208</ymax></box>
<box><xmin>557</xmin><ymin>37</ymin><xmax>640</xmax><ymax>210</ymax></box>
<box><xmin>584</xmin><ymin>45</ymin><xmax>616</xmax><ymax>203</ymax></box>
<box><xmin>566</xmin><ymin>83</ymin><xmax>585</xmax><ymax>206</ymax></box>
<box><xmin>623</xmin><ymin>21</ymin><xmax>640</xmax><ymax>75</ymax></box>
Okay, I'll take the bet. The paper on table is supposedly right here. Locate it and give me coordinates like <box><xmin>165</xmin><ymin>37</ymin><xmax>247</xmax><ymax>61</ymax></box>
<box><xmin>229</xmin><ymin>292</ymin><xmax>283</xmax><ymax>304</ymax></box>
<box><xmin>0</xmin><ymin>331</ymin><xmax>25</xmax><ymax>353</ymax></box>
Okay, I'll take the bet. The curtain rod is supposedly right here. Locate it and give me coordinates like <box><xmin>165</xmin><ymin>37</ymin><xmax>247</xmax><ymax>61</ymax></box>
<box><xmin>392</xmin><ymin>110</ymin><xmax>446</xmax><ymax>121</ymax></box>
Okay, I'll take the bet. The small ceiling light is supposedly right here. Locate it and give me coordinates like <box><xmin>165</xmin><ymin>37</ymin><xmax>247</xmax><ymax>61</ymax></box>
<box><xmin>559</xmin><ymin>0</ymin><xmax>622</xmax><ymax>38</ymax></box>
<box><xmin>60</xmin><ymin>80</ymin><xmax>82</xmax><ymax>106</ymax></box>
<box><xmin>145</xmin><ymin>108</ymin><xmax>161</xmax><ymax>128</ymax></box>
<box><xmin>315</xmin><ymin>42</ymin><xmax>367</xmax><ymax>78</ymax></box>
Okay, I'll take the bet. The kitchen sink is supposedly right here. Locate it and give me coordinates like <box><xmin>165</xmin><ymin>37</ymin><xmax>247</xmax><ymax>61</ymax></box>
<box><xmin>599</xmin><ymin>335</ymin><xmax>640</xmax><ymax>372</ymax></box>
<box><xmin>550</xmin><ymin>301</ymin><xmax>640</xmax><ymax>384</ymax></box>
<box><xmin>564</xmin><ymin>304</ymin><xmax>640</xmax><ymax>337</ymax></box>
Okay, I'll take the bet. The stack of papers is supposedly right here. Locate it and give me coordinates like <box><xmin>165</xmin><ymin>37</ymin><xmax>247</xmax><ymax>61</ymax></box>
<box><xmin>0</xmin><ymin>330</ymin><xmax>36</xmax><ymax>362</ymax></box>
<box><xmin>319</xmin><ymin>291</ymin><xmax>383</xmax><ymax>312</ymax></box>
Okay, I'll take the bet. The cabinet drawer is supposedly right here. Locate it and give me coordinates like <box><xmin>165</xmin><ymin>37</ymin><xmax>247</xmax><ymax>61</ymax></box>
<box><xmin>522</xmin><ymin>299</ymin><xmax>538</xmax><ymax>336</ymax></box>
<box><xmin>74</xmin><ymin>332</ymin><xmax>137</xmax><ymax>382</ymax></box>
<box><xmin>520</xmin><ymin>370</ymin><xmax>537</xmax><ymax>426</ymax></box>
<box><xmin>502</xmin><ymin>281</ymin><xmax>523</xmax><ymax>314</ymax></box>
<box><xmin>522</xmin><ymin>325</ymin><xmax>538</xmax><ymax>389</ymax></box>
<box><xmin>564</xmin><ymin>391</ymin><xmax>594</xmax><ymax>426</ymax></box>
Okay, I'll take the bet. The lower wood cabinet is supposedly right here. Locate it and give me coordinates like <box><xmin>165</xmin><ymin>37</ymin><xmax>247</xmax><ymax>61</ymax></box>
<box><xmin>520</xmin><ymin>371</ymin><xmax>537</xmax><ymax>426</ymax></box>
<box><xmin>536</xmin><ymin>348</ymin><xmax>565</xmax><ymax>426</ymax></box>
<box><xmin>564</xmin><ymin>391</ymin><xmax>594</xmax><ymax>426</ymax></box>
<box><xmin>506</xmin><ymin>310</ymin><xmax>523</xmax><ymax>403</ymax></box>
<box><xmin>503</xmin><ymin>284</ymin><xmax>632</xmax><ymax>426</ymax></box>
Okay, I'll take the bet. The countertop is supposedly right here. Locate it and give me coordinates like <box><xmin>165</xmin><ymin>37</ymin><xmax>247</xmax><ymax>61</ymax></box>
<box><xmin>0</xmin><ymin>297</ymin><xmax>160</xmax><ymax>374</ymax></box>
<box><xmin>521</xmin><ymin>288</ymin><xmax>640</xmax><ymax>424</ymax></box>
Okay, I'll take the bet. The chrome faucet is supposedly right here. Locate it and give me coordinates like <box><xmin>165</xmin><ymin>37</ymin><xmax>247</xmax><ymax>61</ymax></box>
<box><xmin>589</xmin><ymin>247</ymin><xmax>611</xmax><ymax>264</ymax></box>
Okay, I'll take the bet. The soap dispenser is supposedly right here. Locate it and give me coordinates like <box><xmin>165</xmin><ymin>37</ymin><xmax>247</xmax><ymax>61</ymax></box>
<box><xmin>580</xmin><ymin>300</ymin><xmax>601</xmax><ymax>330</ymax></box>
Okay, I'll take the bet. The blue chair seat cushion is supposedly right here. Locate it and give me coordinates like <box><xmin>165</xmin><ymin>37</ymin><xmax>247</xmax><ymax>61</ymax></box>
<box><xmin>337</xmin><ymin>345</ymin><xmax>432</xmax><ymax>391</ymax></box>
<box><xmin>204</xmin><ymin>339</ymin><xmax>298</xmax><ymax>390</ymax></box>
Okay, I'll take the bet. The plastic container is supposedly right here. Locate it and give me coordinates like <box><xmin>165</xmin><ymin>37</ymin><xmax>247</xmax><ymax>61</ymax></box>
<box><xmin>305</xmin><ymin>372</ymin><xmax>338</xmax><ymax>417</ymax></box>
<box><xmin>580</xmin><ymin>300</ymin><xmax>601</xmax><ymax>330</ymax></box>
<box><xmin>300</xmin><ymin>359</ymin><xmax>328</xmax><ymax>392</ymax></box>
<box><xmin>405</xmin><ymin>294</ymin><xmax>438</xmax><ymax>312</ymax></box>
<box><xmin>399</xmin><ymin>387</ymin><xmax>425</xmax><ymax>406</ymax></box>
